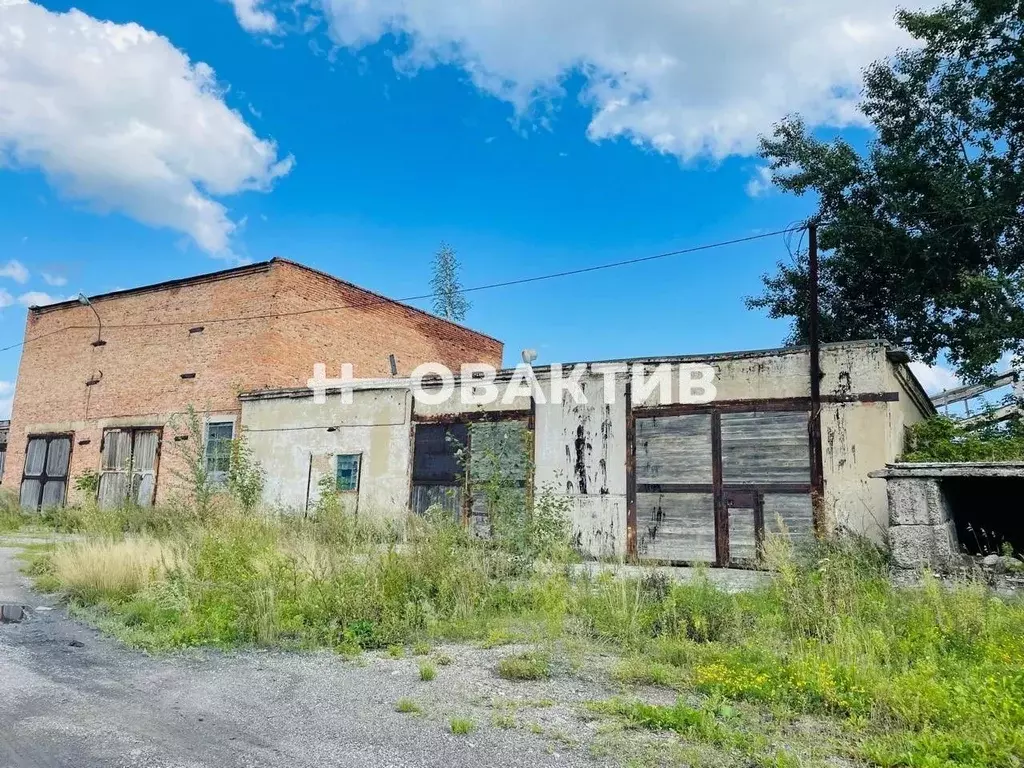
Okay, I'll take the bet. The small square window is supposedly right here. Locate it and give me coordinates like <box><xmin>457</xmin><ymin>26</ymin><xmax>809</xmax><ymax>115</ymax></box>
<box><xmin>336</xmin><ymin>454</ymin><xmax>361</xmax><ymax>492</ymax></box>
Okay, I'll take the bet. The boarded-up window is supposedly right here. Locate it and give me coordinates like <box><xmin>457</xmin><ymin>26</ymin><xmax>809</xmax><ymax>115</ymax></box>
<box><xmin>20</xmin><ymin>435</ymin><xmax>72</xmax><ymax>511</ymax></box>
<box><xmin>98</xmin><ymin>428</ymin><xmax>161</xmax><ymax>508</ymax></box>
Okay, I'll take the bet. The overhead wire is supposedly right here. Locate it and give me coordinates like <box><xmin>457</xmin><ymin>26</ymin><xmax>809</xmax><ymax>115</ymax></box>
<box><xmin>0</xmin><ymin>225</ymin><xmax>805</xmax><ymax>354</ymax></box>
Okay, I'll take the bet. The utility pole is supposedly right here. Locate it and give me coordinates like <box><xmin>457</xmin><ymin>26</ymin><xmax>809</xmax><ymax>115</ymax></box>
<box><xmin>807</xmin><ymin>221</ymin><xmax>825</xmax><ymax>533</ymax></box>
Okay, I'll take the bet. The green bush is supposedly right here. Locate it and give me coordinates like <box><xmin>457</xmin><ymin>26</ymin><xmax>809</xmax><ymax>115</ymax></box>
<box><xmin>903</xmin><ymin>415</ymin><xmax>1024</xmax><ymax>462</ymax></box>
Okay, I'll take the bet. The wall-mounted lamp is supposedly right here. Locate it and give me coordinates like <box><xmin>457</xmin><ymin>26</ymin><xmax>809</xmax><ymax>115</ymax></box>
<box><xmin>78</xmin><ymin>293</ymin><xmax>106</xmax><ymax>347</ymax></box>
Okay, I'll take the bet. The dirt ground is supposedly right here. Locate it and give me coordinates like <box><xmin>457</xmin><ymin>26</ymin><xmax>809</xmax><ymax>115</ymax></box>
<box><xmin>0</xmin><ymin>540</ymin><xmax>647</xmax><ymax>768</ymax></box>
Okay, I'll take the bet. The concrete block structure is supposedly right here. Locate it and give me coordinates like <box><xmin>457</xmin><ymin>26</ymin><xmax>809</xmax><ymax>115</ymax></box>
<box><xmin>873</xmin><ymin>463</ymin><xmax>1024</xmax><ymax>572</ymax></box>
<box><xmin>2</xmin><ymin>259</ymin><xmax>502</xmax><ymax>509</ymax></box>
<box><xmin>242</xmin><ymin>340</ymin><xmax>934</xmax><ymax>563</ymax></box>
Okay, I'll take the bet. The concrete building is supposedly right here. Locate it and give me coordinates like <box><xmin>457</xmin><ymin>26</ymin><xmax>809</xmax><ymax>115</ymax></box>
<box><xmin>3</xmin><ymin>259</ymin><xmax>502</xmax><ymax>510</ymax></box>
<box><xmin>241</xmin><ymin>340</ymin><xmax>933</xmax><ymax>564</ymax></box>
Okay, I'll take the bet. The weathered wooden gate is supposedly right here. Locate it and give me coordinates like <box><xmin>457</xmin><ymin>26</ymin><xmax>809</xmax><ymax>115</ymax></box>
<box><xmin>632</xmin><ymin>403</ymin><xmax>815</xmax><ymax>566</ymax></box>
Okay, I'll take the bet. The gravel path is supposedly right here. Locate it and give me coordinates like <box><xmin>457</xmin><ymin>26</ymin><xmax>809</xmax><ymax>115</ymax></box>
<box><xmin>0</xmin><ymin>544</ymin><xmax>620</xmax><ymax>768</ymax></box>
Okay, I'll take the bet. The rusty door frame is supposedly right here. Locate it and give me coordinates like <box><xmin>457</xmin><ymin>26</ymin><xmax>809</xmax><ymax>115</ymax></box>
<box><xmin>628</xmin><ymin>398</ymin><xmax>816</xmax><ymax>567</ymax></box>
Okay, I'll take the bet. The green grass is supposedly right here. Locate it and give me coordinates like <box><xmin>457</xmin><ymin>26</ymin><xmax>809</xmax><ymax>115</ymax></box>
<box><xmin>395</xmin><ymin>698</ymin><xmax>422</xmax><ymax>715</ymax></box>
<box><xmin>418</xmin><ymin>661</ymin><xmax>436</xmax><ymax>682</ymax></box>
<box><xmin>492</xmin><ymin>713</ymin><xmax>516</xmax><ymax>729</ymax></box>
<box><xmin>449</xmin><ymin>717</ymin><xmax>475</xmax><ymax>735</ymax></box>
<box><xmin>30</xmin><ymin>502</ymin><xmax>1024</xmax><ymax>767</ymax></box>
<box><xmin>432</xmin><ymin>652</ymin><xmax>453</xmax><ymax>666</ymax></box>
<box><xmin>412</xmin><ymin>641</ymin><xmax>432</xmax><ymax>656</ymax></box>
<box><xmin>497</xmin><ymin>652</ymin><xmax>551</xmax><ymax>681</ymax></box>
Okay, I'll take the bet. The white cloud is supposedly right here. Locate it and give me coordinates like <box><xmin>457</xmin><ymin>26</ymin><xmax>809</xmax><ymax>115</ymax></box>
<box><xmin>0</xmin><ymin>259</ymin><xmax>28</xmax><ymax>283</ymax></box>
<box><xmin>272</xmin><ymin>0</ymin><xmax>932</xmax><ymax>161</ymax></box>
<box><xmin>41</xmin><ymin>272</ymin><xmax>67</xmax><ymax>287</ymax></box>
<box><xmin>0</xmin><ymin>288</ymin><xmax>12</xmax><ymax>308</ymax></box>
<box><xmin>910</xmin><ymin>361</ymin><xmax>962</xmax><ymax>395</ymax></box>
<box><xmin>746</xmin><ymin>166</ymin><xmax>775</xmax><ymax>198</ymax></box>
<box><xmin>230</xmin><ymin>0</ymin><xmax>279</xmax><ymax>33</ymax></box>
<box><xmin>0</xmin><ymin>2</ymin><xmax>293</xmax><ymax>257</ymax></box>
<box><xmin>0</xmin><ymin>380</ymin><xmax>13</xmax><ymax>419</ymax></box>
<box><xmin>17</xmin><ymin>290</ymin><xmax>63</xmax><ymax>307</ymax></box>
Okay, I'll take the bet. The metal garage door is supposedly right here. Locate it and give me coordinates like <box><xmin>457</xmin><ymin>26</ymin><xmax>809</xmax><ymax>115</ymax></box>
<box><xmin>634</xmin><ymin>406</ymin><xmax>815</xmax><ymax>566</ymax></box>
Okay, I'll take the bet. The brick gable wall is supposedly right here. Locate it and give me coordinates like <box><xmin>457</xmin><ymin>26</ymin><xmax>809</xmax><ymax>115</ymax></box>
<box><xmin>1</xmin><ymin>260</ymin><xmax>502</xmax><ymax>506</ymax></box>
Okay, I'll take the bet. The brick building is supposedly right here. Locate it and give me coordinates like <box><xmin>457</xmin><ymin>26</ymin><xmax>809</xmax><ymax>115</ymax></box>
<box><xmin>2</xmin><ymin>258</ymin><xmax>502</xmax><ymax>509</ymax></box>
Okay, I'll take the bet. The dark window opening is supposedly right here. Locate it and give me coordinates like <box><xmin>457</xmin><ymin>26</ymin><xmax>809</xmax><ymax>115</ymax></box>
<box><xmin>410</xmin><ymin>423</ymin><xmax>468</xmax><ymax>520</ymax></box>
<box><xmin>943</xmin><ymin>477</ymin><xmax>1024</xmax><ymax>556</ymax></box>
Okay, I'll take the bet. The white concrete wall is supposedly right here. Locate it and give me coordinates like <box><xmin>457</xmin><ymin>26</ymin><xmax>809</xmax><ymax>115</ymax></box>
<box><xmin>241</xmin><ymin>389</ymin><xmax>412</xmax><ymax>517</ymax></box>
<box><xmin>239</xmin><ymin>342</ymin><xmax>933</xmax><ymax>552</ymax></box>
<box><xmin>532</xmin><ymin>370</ymin><xmax>629</xmax><ymax>558</ymax></box>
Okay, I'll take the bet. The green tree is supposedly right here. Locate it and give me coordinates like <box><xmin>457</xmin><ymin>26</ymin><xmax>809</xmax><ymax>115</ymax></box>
<box><xmin>430</xmin><ymin>242</ymin><xmax>471</xmax><ymax>322</ymax></box>
<box><xmin>749</xmin><ymin>0</ymin><xmax>1024</xmax><ymax>379</ymax></box>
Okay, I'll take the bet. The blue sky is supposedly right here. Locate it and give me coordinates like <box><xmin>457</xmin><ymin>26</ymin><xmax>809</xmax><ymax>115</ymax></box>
<box><xmin>1</xmin><ymin>0</ymin><xmax>954</xmax><ymax>416</ymax></box>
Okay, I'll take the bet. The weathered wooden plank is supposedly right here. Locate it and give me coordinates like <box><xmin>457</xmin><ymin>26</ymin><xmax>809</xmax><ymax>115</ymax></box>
<box><xmin>763</xmin><ymin>494</ymin><xmax>814</xmax><ymax>543</ymax></box>
<box><xmin>728</xmin><ymin>506</ymin><xmax>757</xmax><ymax>560</ymax></box>
<box><xmin>636</xmin><ymin>414</ymin><xmax>713</xmax><ymax>484</ymax></box>
<box><xmin>636</xmin><ymin>492</ymin><xmax>716</xmax><ymax>563</ymax></box>
<box><xmin>721</xmin><ymin>412</ymin><xmax>811</xmax><ymax>483</ymax></box>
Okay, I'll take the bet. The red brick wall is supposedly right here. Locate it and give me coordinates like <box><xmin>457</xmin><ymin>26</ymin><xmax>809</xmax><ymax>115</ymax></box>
<box><xmin>2</xmin><ymin>260</ymin><xmax>502</xmax><ymax>505</ymax></box>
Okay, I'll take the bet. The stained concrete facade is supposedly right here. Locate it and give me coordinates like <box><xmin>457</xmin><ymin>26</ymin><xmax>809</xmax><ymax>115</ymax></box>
<box><xmin>241</xmin><ymin>340</ymin><xmax>933</xmax><ymax>562</ymax></box>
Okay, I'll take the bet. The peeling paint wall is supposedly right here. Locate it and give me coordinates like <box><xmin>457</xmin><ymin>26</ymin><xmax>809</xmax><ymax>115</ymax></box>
<box><xmin>241</xmin><ymin>389</ymin><xmax>412</xmax><ymax>517</ymax></box>
<box><xmin>532</xmin><ymin>371</ymin><xmax>628</xmax><ymax>558</ymax></box>
<box><xmin>239</xmin><ymin>341</ymin><xmax>932</xmax><ymax>556</ymax></box>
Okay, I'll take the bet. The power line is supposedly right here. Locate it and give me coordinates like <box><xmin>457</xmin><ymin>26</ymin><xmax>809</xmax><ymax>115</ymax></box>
<box><xmin>0</xmin><ymin>225</ymin><xmax>803</xmax><ymax>354</ymax></box>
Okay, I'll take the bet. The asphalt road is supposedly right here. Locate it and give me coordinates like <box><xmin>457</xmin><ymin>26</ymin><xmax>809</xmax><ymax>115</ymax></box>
<box><xmin>0</xmin><ymin>543</ymin><xmax>605</xmax><ymax>768</ymax></box>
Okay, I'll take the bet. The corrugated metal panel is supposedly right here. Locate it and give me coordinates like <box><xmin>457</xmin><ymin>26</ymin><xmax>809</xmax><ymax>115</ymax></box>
<box><xmin>637</xmin><ymin>492</ymin><xmax>716</xmax><ymax>563</ymax></box>
<box><xmin>721</xmin><ymin>412</ymin><xmax>810</xmax><ymax>483</ymax></box>
<box><xmin>764</xmin><ymin>494</ymin><xmax>815</xmax><ymax>542</ymax></box>
<box><xmin>636</xmin><ymin>414</ymin><xmax>712</xmax><ymax>484</ymax></box>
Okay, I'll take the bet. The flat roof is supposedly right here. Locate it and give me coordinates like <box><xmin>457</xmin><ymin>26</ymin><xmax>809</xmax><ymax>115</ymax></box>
<box><xmin>240</xmin><ymin>339</ymin><xmax>929</xmax><ymax>404</ymax></box>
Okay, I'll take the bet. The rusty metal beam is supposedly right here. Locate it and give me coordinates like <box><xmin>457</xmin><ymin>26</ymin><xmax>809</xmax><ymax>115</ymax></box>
<box><xmin>807</xmin><ymin>222</ymin><xmax>826</xmax><ymax>534</ymax></box>
<box><xmin>625</xmin><ymin>381</ymin><xmax>638</xmax><ymax>559</ymax></box>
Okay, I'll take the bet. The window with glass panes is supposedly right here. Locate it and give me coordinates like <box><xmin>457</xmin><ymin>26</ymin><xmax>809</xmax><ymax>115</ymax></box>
<box><xmin>205</xmin><ymin>421</ymin><xmax>234</xmax><ymax>486</ymax></box>
<box><xmin>336</xmin><ymin>454</ymin><xmax>361</xmax><ymax>492</ymax></box>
